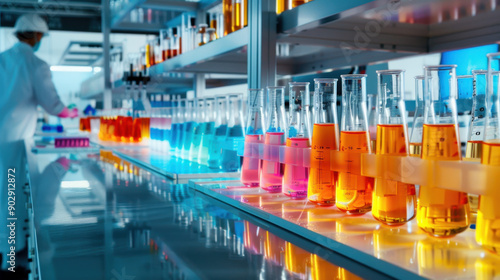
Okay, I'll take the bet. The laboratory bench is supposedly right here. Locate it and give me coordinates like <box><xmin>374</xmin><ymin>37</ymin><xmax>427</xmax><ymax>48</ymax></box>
<box><xmin>24</xmin><ymin>139</ymin><xmax>500</xmax><ymax>280</ymax></box>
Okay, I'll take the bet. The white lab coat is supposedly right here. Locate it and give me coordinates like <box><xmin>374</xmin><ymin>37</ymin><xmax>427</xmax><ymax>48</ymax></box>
<box><xmin>0</xmin><ymin>41</ymin><xmax>65</xmax><ymax>265</ymax></box>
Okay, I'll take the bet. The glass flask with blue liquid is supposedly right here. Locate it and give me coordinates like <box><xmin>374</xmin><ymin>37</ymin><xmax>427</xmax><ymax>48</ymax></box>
<box><xmin>207</xmin><ymin>95</ymin><xmax>229</xmax><ymax>169</ymax></box>
<box><xmin>181</xmin><ymin>99</ymin><xmax>197</xmax><ymax>160</ymax></box>
<box><xmin>221</xmin><ymin>94</ymin><xmax>245</xmax><ymax>172</ymax></box>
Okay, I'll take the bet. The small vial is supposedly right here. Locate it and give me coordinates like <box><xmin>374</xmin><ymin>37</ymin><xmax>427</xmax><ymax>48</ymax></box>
<box><xmin>197</xmin><ymin>23</ymin><xmax>208</xmax><ymax>46</ymax></box>
<box><xmin>231</xmin><ymin>0</ymin><xmax>245</xmax><ymax>32</ymax></box>
<box><xmin>336</xmin><ymin>74</ymin><xmax>374</xmax><ymax>215</ymax></box>
<box><xmin>206</xmin><ymin>28</ymin><xmax>217</xmax><ymax>43</ymax></box>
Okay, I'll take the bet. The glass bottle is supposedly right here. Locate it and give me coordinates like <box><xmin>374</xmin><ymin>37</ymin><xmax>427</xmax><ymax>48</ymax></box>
<box><xmin>241</xmin><ymin>89</ymin><xmax>265</xmax><ymax>187</ymax></box>
<box><xmin>189</xmin><ymin>98</ymin><xmax>205</xmax><ymax>162</ymax></box>
<box><xmin>466</xmin><ymin>70</ymin><xmax>488</xmax><ymax>159</ymax></box>
<box><xmin>206</xmin><ymin>28</ymin><xmax>217</xmax><ymax>43</ymax></box>
<box><xmin>199</xmin><ymin>98</ymin><xmax>217</xmax><ymax>165</ymax></box>
<box><xmin>181</xmin><ymin>99</ymin><xmax>197</xmax><ymax>160</ymax></box>
<box><xmin>308</xmin><ymin>78</ymin><xmax>339</xmax><ymax>206</ymax></box>
<box><xmin>197</xmin><ymin>23</ymin><xmax>208</xmax><ymax>46</ymax></box>
<box><xmin>208</xmin><ymin>95</ymin><xmax>229</xmax><ymax>169</ymax></box>
<box><xmin>417</xmin><ymin>65</ymin><xmax>470</xmax><ymax>237</ymax></box>
<box><xmin>222</xmin><ymin>94</ymin><xmax>245</xmax><ymax>172</ymax></box>
<box><xmin>171</xmin><ymin>27</ymin><xmax>179</xmax><ymax>57</ymax></box>
<box><xmin>371</xmin><ymin>70</ymin><xmax>416</xmax><ymax>225</ymax></box>
<box><xmin>188</xmin><ymin>17</ymin><xmax>196</xmax><ymax>51</ymax></box>
<box><xmin>283</xmin><ymin>82</ymin><xmax>311</xmax><ymax>199</ymax></box>
<box><xmin>154</xmin><ymin>37</ymin><xmax>162</xmax><ymax>64</ymax></box>
<box><xmin>223</xmin><ymin>0</ymin><xmax>232</xmax><ymax>36</ymax></box>
<box><xmin>476</xmin><ymin>53</ymin><xmax>500</xmax><ymax>252</ymax></box>
<box><xmin>260</xmin><ymin>86</ymin><xmax>286</xmax><ymax>193</ymax></box>
<box><xmin>336</xmin><ymin>74</ymin><xmax>374</xmax><ymax>215</ymax></box>
<box><xmin>409</xmin><ymin>75</ymin><xmax>424</xmax><ymax>157</ymax></box>
<box><xmin>232</xmin><ymin>0</ymin><xmax>244</xmax><ymax>32</ymax></box>
<box><xmin>209</xmin><ymin>13</ymin><xmax>219</xmax><ymax>39</ymax></box>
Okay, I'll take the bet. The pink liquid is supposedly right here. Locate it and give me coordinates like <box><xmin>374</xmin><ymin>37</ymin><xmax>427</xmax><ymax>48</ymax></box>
<box><xmin>260</xmin><ymin>132</ymin><xmax>285</xmax><ymax>193</ymax></box>
<box><xmin>241</xmin><ymin>135</ymin><xmax>262</xmax><ymax>187</ymax></box>
<box><xmin>282</xmin><ymin>137</ymin><xmax>310</xmax><ymax>199</ymax></box>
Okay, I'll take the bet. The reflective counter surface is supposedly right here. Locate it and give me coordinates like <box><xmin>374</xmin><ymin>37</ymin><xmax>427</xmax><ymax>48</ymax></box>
<box><xmin>25</xmin><ymin>144</ymin><xmax>389</xmax><ymax>280</ymax></box>
<box><xmin>190</xmin><ymin>182</ymin><xmax>500</xmax><ymax>280</ymax></box>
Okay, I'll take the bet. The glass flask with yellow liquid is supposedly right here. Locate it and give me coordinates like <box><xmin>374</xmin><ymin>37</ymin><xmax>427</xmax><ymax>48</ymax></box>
<box><xmin>409</xmin><ymin>75</ymin><xmax>424</xmax><ymax>157</ymax></box>
<box><xmin>336</xmin><ymin>74</ymin><xmax>374</xmax><ymax>215</ymax></box>
<box><xmin>417</xmin><ymin>65</ymin><xmax>470</xmax><ymax>237</ymax></box>
<box><xmin>308</xmin><ymin>78</ymin><xmax>339</xmax><ymax>206</ymax></box>
<box><xmin>372</xmin><ymin>70</ymin><xmax>416</xmax><ymax>226</ymax></box>
<box><xmin>260</xmin><ymin>86</ymin><xmax>286</xmax><ymax>192</ymax></box>
<box><xmin>476</xmin><ymin>54</ymin><xmax>500</xmax><ymax>253</ymax></box>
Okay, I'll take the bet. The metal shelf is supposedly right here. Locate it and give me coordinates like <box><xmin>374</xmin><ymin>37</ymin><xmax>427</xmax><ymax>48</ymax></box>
<box><xmin>277</xmin><ymin>0</ymin><xmax>500</xmax><ymax>76</ymax></box>
<box><xmin>151</xmin><ymin>27</ymin><xmax>249</xmax><ymax>74</ymax></box>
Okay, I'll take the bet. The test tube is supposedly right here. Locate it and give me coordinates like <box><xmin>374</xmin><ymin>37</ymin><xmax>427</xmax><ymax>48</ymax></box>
<box><xmin>282</xmin><ymin>82</ymin><xmax>311</xmax><ymax>199</ymax></box>
<box><xmin>208</xmin><ymin>95</ymin><xmax>229</xmax><ymax>169</ymax></box>
<box><xmin>467</xmin><ymin>70</ymin><xmax>488</xmax><ymax>159</ymax></box>
<box><xmin>223</xmin><ymin>0</ymin><xmax>232</xmax><ymax>36</ymax></box>
<box><xmin>181</xmin><ymin>99</ymin><xmax>197</xmax><ymax>159</ymax></box>
<box><xmin>260</xmin><ymin>86</ymin><xmax>286</xmax><ymax>193</ymax></box>
<box><xmin>307</xmin><ymin>78</ymin><xmax>339</xmax><ymax>206</ymax></box>
<box><xmin>371</xmin><ymin>70</ymin><xmax>416</xmax><ymax>225</ymax></box>
<box><xmin>417</xmin><ymin>65</ymin><xmax>470</xmax><ymax>237</ymax></box>
<box><xmin>199</xmin><ymin>98</ymin><xmax>217</xmax><ymax>165</ymax></box>
<box><xmin>189</xmin><ymin>98</ymin><xmax>205</xmax><ymax>162</ymax></box>
<box><xmin>175</xmin><ymin>97</ymin><xmax>185</xmax><ymax>156</ymax></box>
<box><xmin>336</xmin><ymin>74</ymin><xmax>374</xmax><ymax>215</ymax></box>
<box><xmin>476</xmin><ymin>52</ymin><xmax>500</xmax><ymax>252</ymax></box>
<box><xmin>409</xmin><ymin>75</ymin><xmax>424</xmax><ymax>156</ymax></box>
<box><xmin>241</xmin><ymin>89</ymin><xmax>265</xmax><ymax>186</ymax></box>
<box><xmin>231</xmin><ymin>0</ymin><xmax>245</xmax><ymax>32</ymax></box>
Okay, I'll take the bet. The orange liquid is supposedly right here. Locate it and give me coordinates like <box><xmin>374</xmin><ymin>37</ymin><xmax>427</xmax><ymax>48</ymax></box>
<box><xmin>476</xmin><ymin>140</ymin><xmax>500</xmax><ymax>252</ymax></box>
<box><xmin>79</xmin><ymin>117</ymin><xmax>86</xmax><ymax>131</ymax></box>
<box><xmin>311</xmin><ymin>254</ymin><xmax>362</xmax><ymax>280</ymax></box>
<box><xmin>308</xmin><ymin>124</ymin><xmax>338</xmax><ymax>206</ymax></box>
<box><xmin>171</xmin><ymin>49</ymin><xmax>178</xmax><ymax>57</ymax></box>
<box><xmin>145</xmin><ymin>44</ymin><xmax>151</xmax><ymax>68</ymax></box>
<box><xmin>372</xmin><ymin>124</ymin><xmax>416</xmax><ymax>225</ymax></box>
<box><xmin>291</xmin><ymin>0</ymin><xmax>309</xmax><ymax>8</ymax></box>
<box><xmin>232</xmin><ymin>2</ymin><xmax>244</xmax><ymax>32</ymax></box>
<box><xmin>264</xmin><ymin>231</ymin><xmax>285</xmax><ymax>266</ymax></box>
<box><xmin>336</xmin><ymin>131</ymin><xmax>374</xmax><ymax>214</ymax></box>
<box><xmin>223</xmin><ymin>0</ymin><xmax>232</xmax><ymax>36</ymax></box>
<box><xmin>131</xmin><ymin>118</ymin><xmax>142</xmax><ymax>143</ymax></box>
<box><xmin>285</xmin><ymin>242</ymin><xmax>310</xmax><ymax>277</ymax></box>
<box><xmin>178</xmin><ymin>37</ymin><xmax>182</xmax><ymax>55</ymax></box>
<box><xmin>409</xmin><ymin>142</ymin><xmax>422</xmax><ymax>157</ymax></box>
<box><xmin>244</xmin><ymin>0</ymin><xmax>248</xmax><ymax>27</ymax></box>
<box><xmin>417</xmin><ymin>124</ymin><xmax>470</xmax><ymax>237</ymax></box>
<box><xmin>140</xmin><ymin>117</ymin><xmax>150</xmax><ymax>139</ymax></box>
<box><xmin>276</xmin><ymin>0</ymin><xmax>289</xmax><ymax>13</ymax></box>
<box><xmin>466</xmin><ymin>140</ymin><xmax>483</xmax><ymax>159</ymax></box>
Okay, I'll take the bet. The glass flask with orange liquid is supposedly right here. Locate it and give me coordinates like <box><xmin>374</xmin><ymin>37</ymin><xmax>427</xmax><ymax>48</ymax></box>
<box><xmin>308</xmin><ymin>78</ymin><xmax>339</xmax><ymax>206</ymax></box>
<box><xmin>283</xmin><ymin>82</ymin><xmax>311</xmax><ymax>199</ymax></box>
<box><xmin>371</xmin><ymin>70</ymin><xmax>416</xmax><ymax>226</ymax></box>
<box><xmin>336</xmin><ymin>74</ymin><xmax>374</xmax><ymax>215</ymax></box>
<box><xmin>223</xmin><ymin>0</ymin><xmax>232</xmax><ymax>36</ymax></box>
<box><xmin>241</xmin><ymin>89</ymin><xmax>265</xmax><ymax>187</ymax></box>
<box><xmin>476</xmin><ymin>54</ymin><xmax>500</xmax><ymax>252</ymax></box>
<box><xmin>417</xmin><ymin>65</ymin><xmax>470</xmax><ymax>237</ymax></box>
<box><xmin>409</xmin><ymin>75</ymin><xmax>424</xmax><ymax>157</ymax></box>
<box><xmin>260</xmin><ymin>86</ymin><xmax>286</xmax><ymax>193</ymax></box>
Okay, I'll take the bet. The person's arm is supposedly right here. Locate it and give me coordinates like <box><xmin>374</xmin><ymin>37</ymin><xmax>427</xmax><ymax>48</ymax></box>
<box><xmin>33</xmin><ymin>61</ymin><xmax>66</xmax><ymax>116</ymax></box>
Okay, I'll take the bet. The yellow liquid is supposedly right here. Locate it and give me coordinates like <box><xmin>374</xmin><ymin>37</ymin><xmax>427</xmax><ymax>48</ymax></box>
<box><xmin>372</xmin><ymin>124</ymin><xmax>416</xmax><ymax>225</ymax></box>
<box><xmin>285</xmin><ymin>242</ymin><xmax>310</xmax><ymax>277</ymax></box>
<box><xmin>336</xmin><ymin>131</ymin><xmax>374</xmax><ymax>215</ymax></box>
<box><xmin>308</xmin><ymin>124</ymin><xmax>338</xmax><ymax>206</ymax></box>
<box><xmin>476</xmin><ymin>140</ymin><xmax>500</xmax><ymax>253</ymax></box>
<box><xmin>276</xmin><ymin>0</ymin><xmax>288</xmax><ymax>13</ymax></box>
<box><xmin>223</xmin><ymin>0</ymin><xmax>232</xmax><ymax>36</ymax></box>
<box><xmin>232</xmin><ymin>2</ymin><xmax>244</xmax><ymax>32</ymax></box>
<box><xmin>417</xmin><ymin>124</ymin><xmax>470</xmax><ymax>237</ymax></box>
<box><xmin>409</xmin><ymin>142</ymin><xmax>422</xmax><ymax>157</ymax></box>
<box><xmin>145</xmin><ymin>44</ymin><xmax>151</xmax><ymax>68</ymax></box>
<box><xmin>311</xmin><ymin>254</ymin><xmax>363</xmax><ymax>280</ymax></box>
<box><xmin>466</xmin><ymin>140</ymin><xmax>483</xmax><ymax>159</ymax></box>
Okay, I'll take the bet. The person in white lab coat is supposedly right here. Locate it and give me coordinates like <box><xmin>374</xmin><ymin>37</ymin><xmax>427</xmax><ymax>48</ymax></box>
<box><xmin>0</xmin><ymin>14</ymin><xmax>77</xmax><ymax>275</ymax></box>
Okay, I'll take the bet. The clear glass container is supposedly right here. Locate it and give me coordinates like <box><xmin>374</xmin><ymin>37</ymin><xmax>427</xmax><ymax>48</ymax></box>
<box><xmin>208</xmin><ymin>95</ymin><xmax>229</xmax><ymax>169</ymax></box>
<box><xmin>197</xmin><ymin>23</ymin><xmax>208</xmax><ymax>46</ymax></box>
<box><xmin>466</xmin><ymin>70</ymin><xmax>488</xmax><ymax>159</ymax></box>
<box><xmin>222</xmin><ymin>94</ymin><xmax>245</xmax><ymax>172</ymax></box>
<box><xmin>198</xmin><ymin>98</ymin><xmax>217</xmax><ymax>165</ymax></box>
<box><xmin>409</xmin><ymin>75</ymin><xmax>424</xmax><ymax>157</ymax></box>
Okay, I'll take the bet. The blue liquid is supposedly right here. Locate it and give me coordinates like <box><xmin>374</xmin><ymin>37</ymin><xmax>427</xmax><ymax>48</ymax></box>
<box><xmin>181</xmin><ymin>121</ymin><xmax>197</xmax><ymax>159</ymax></box>
<box><xmin>176</xmin><ymin>123</ymin><xmax>185</xmax><ymax>155</ymax></box>
<box><xmin>288</xmin><ymin>126</ymin><xmax>298</xmax><ymax>138</ymax></box>
<box><xmin>246</xmin><ymin>125</ymin><xmax>263</xmax><ymax>136</ymax></box>
<box><xmin>198</xmin><ymin>121</ymin><xmax>216</xmax><ymax>165</ymax></box>
<box><xmin>221</xmin><ymin>124</ymin><xmax>244</xmax><ymax>172</ymax></box>
<box><xmin>208</xmin><ymin>124</ymin><xmax>228</xmax><ymax>169</ymax></box>
<box><xmin>189</xmin><ymin>122</ymin><xmax>207</xmax><ymax>161</ymax></box>
<box><xmin>170</xmin><ymin>123</ymin><xmax>180</xmax><ymax>149</ymax></box>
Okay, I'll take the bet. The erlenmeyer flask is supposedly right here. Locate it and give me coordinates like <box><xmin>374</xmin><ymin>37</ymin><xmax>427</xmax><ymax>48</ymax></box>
<box><xmin>336</xmin><ymin>74</ymin><xmax>374</xmax><ymax>215</ymax></box>
<box><xmin>282</xmin><ymin>82</ymin><xmax>311</xmax><ymax>199</ymax></box>
<box><xmin>371</xmin><ymin>70</ymin><xmax>416</xmax><ymax>225</ymax></box>
<box><xmin>307</xmin><ymin>79</ymin><xmax>339</xmax><ymax>206</ymax></box>
<box><xmin>241</xmin><ymin>89</ymin><xmax>265</xmax><ymax>187</ymax></box>
<box><xmin>260</xmin><ymin>86</ymin><xmax>286</xmax><ymax>193</ymax></box>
